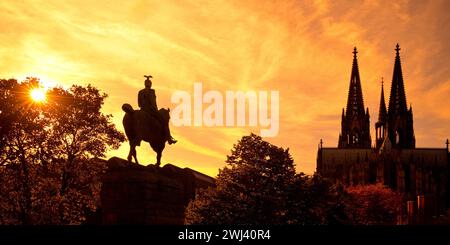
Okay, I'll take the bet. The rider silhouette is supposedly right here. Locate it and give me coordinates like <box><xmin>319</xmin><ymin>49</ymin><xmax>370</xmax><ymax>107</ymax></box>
<box><xmin>138</xmin><ymin>75</ymin><xmax>177</xmax><ymax>145</ymax></box>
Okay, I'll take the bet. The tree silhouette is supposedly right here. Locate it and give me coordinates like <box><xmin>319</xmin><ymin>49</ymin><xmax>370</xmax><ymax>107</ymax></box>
<box><xmin>186</xmin><ymin>133</ymin><xmax>296</xmax><ymax>224</ymax></box>
<box><xmin>0</xmin><ymin>78</ymin><xmax>125</xmax><ymax>224</ymax></box>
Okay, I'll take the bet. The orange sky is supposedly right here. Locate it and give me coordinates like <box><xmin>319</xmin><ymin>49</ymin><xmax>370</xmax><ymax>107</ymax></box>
<box><xmin>1</xmin><ymin>0</ymin><xmax>449</xmax><ymax>176</ymax></box>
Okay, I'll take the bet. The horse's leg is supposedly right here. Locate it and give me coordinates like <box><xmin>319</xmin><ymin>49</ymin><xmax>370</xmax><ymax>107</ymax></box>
<box><xmin>133</xmin><ymin>145</ymin><xmax>139</xmax><ymax>165</ymax></box>
<box><xmin>127</xmin><ymin>142</ymin><xmax>133</xmax><ymax>163</ymax></box>
<box><xmin>156</xmin><ymin>150</ymin><xmax>161</xmax><ymax>168</ymax></box>
<box><xmin>156</xmin><ymin>141</ymin><xmax>165</xmax><ymax>168</ymax></box>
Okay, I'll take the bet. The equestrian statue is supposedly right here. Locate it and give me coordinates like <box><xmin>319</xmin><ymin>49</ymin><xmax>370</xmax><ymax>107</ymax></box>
<box><xmin>122</xmin><ymin>75</ymin><xmax>177</xmax><ymax>167</ymax></box>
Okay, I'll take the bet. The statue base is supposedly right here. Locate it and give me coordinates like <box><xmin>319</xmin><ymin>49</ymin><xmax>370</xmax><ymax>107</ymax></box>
<box><xmin>91</xmin><ymin>157</ymin><xmax>215</xmax><ymax>224</ymax></box>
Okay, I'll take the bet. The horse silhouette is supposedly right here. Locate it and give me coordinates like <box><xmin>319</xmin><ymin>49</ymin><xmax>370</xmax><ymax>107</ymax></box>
<box><xmin>122</xmin><ymin>103</ymin><xmax>170</xmax><ymax>167</ymax></box>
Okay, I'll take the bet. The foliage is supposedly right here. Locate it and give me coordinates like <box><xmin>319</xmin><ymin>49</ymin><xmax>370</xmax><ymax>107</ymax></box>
<box><xmin>285</xmin><ymin>174</ymin><xmax>353</xmax><ymax>225</ymax></box>
<box><xmin>0</xmin><ymin>77</ymin><xmax>125</xmax><ymax>224</ymax></box>
<box><xmin>185</xmin><ymin>134</ymin><xmax>352</xmax><ymax>225</ymax></box>
<box><xmin>185</xmin><ymin>134</ymin><xmax>404</xmax><ymax>225</ymax></box>
<box><xmin>345</xmin><ymin>184</ymin><xmax>404</xmax><ymax>225</ymax></box>
<box><xmin>186</xmin><ymin>133</ymin><xmax>296</xmax><ymax>224</ymax></box>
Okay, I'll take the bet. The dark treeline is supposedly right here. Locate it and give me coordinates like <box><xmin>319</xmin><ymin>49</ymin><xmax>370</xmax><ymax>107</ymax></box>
<box><xmin>185</xmin><ymin>134</ymin><xmax>405</xmax><ymax>225</ymax></box>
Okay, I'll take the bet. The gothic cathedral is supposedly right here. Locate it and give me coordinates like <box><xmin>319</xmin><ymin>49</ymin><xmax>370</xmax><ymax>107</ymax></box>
<box><xmin>317</xmin><ymin>44</ymin><xmax>450</xmax><ymax>221</ymax></box>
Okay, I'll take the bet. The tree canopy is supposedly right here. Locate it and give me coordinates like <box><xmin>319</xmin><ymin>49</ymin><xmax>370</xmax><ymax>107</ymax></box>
<box><xmin>346</xmin><ymin>184</ymin><xmax>404</xmax><ymax>225</ymax></box>
<box><xmin>0</xmin><ymin>77</ymin><xmax>125</xmax><ymax>224</ymax></box>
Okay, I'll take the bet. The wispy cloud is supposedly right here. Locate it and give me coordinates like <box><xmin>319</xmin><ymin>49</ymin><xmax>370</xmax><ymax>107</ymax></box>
<box><xmin>1</xmin><ymin>0</ymin><xmax>449</xmax><ymax>175</ymax></box>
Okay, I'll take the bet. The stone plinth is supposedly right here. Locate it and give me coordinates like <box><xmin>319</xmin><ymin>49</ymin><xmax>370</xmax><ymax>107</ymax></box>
<box><xmin>99</xmin><ymin>157</ymin><xmax>215</xmax><ymax>224</ymax></box>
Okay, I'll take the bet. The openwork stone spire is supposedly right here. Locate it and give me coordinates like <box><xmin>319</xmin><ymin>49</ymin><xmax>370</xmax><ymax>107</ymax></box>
<box><xmin>388</xmin><ymin>43</ymin><xmax>408</xmax><ymax>117</ymax></box>
<box><xmin>386</xmin><ymin>43</ymin><xmax>415</xmax><ymax>149</ymax></box>
<box><xmin>339</xmin><ymin>47</ymin><xmax>371</xmax><ymax>148</ymax></box>
<box><xmin>346</xmin><ymin>47</ymin><xmax>366</xmax><ymax>117</ymax></box>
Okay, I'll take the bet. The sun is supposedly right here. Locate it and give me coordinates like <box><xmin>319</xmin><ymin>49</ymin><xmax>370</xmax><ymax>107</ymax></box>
<box><xmin>30</xmin><ymin>88</ymin><xmax>47</xmax><ymax>102</ymax></box>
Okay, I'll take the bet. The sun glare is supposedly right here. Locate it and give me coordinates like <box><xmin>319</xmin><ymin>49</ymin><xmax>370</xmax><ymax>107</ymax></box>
<box><xmin>30</xmin><ymin>88</ymin><xmax>47</xmax><ymax>102</ymax></box>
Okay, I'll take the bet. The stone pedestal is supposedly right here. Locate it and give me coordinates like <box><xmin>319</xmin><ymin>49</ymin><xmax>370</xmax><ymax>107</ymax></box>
<box><xmin>98</xmin><ymin>157</ymin><xmax>215</xmax><ymax>224</ymax></box>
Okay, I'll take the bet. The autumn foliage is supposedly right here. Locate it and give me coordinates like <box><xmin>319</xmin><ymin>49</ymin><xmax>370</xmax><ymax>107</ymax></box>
<box><xmin>345</xmin><ymin>184</ymin><xmax>404</xmax><ymax>225</ymax></box>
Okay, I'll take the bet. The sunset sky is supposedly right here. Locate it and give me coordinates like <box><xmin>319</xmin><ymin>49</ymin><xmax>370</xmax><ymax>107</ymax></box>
<box><xmin>1</xmin><ymin>0</ymin><xmax>449</xmax><ymax>176</ymax></box>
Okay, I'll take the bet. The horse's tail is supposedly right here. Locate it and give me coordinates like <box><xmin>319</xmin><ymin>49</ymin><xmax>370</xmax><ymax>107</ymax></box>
<box><xmin>122</xmin><ymin>103</ymin><xmax>134</xmax><ymax>114</ymax></box>
<box><xmin>122</xmin><ymin>103</ymin><xmax>138</xmax><ymax>144</ymax></box>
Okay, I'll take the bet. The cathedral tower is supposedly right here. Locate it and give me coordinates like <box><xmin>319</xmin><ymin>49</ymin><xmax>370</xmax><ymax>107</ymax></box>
<box><xmin>386</xmin><ymin>44</ymin><xmax>415</xmax><ymax>149</ymax></box>
<box><xmin>338</xmin><ymin>47</ymin><xmax>371</xmax><ymax>148</ymax></box>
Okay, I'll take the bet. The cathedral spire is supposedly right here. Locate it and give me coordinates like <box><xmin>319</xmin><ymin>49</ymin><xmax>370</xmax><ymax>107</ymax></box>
<box><xmin>378</xmin><ymin>77</ymin><xmax>387</xmax><ymax>122</ymax></box>
<box><xmin>388</xmin><ymin>43</ymin><xmax>408</xmax><ymax>117</ymax></box>
<box><xmin>339</xmin><ymin>47</ymin><xmax>371</xmax><ymax>149</ymax></box>
<box><xmin>375</xmin><ymin>77</ymin><xmax>388</xmax><ymax>150</ymax></box>
<box><xmin>385</xmin><ymin>43</ymin><xmax>415</xmax><ymax>149</ymax></box>
<box><xmin>346</xmin><ymin>47</ymin><xmax>365</xmax><ymax>117</ymax></box>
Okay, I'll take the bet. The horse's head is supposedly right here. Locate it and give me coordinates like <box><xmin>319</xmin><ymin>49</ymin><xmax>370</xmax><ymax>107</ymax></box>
<box><xmin>159</xmin><ymin>108</ymin><xmax>171</xmax><ymax>124</ymax></box>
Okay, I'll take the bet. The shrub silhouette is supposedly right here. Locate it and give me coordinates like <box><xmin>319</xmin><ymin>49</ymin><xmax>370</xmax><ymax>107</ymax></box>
<box><xmin>345</xmin><ymin>184</ymin><xmax>403</xmax><ymax>225</ymax></box>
